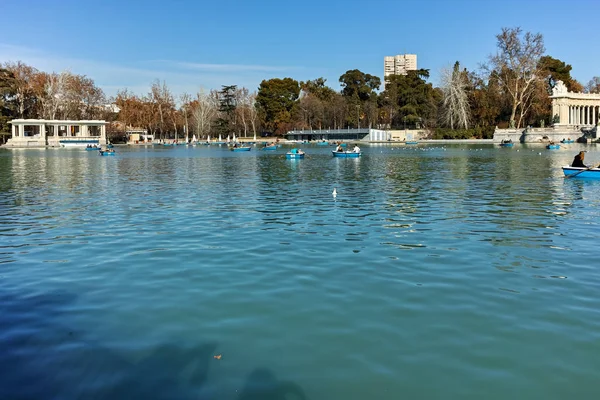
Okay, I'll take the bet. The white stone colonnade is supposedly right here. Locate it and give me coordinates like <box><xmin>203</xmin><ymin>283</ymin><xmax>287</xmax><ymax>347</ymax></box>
<box><xmin>551</xmin><ymin>81</ymin><xmax>600</xmax><ymax>127</ymax></box>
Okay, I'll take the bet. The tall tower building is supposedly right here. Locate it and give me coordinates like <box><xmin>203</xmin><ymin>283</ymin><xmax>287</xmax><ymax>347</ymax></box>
<box><xmin>384</xmin><ymin>54</ymin><xmax>417</xmax><ymax>78</ymax></box>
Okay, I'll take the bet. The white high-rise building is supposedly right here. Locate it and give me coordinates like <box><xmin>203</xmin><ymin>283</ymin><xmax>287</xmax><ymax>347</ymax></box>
<box><xmin>384</xmin><ymin>54</ymin><xmax>417</xmax><ymax>78</ymax></box>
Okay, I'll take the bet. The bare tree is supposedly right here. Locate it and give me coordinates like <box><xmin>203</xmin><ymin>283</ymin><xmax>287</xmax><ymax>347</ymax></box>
<box><xmin>585</xmin><ymin>77</ymin><xmax>600</xmax><ymax>94</ymax></box>
<box><xmin>236</xmin><ymin>87</ymin><xmax>250</xmax><ymax>137</ymax></box>
<box><xmin>486</xmin><ymin>27</ymin><xmax>545</xmax><ymax>128</ymax></box>
<box><xmin>150</xmin><ymin>80</ymin><xmax>174</xmax><ymax>139</ymax></box>
<box><xmin>191</xmin><ymin>89</ymin><xmax>217</xmax><ymax>139</ymax></box>
<box><xmin>3</xmin><ymin>61</ymin><xmax>38</xmax><ymax>117</ymax></box>
<box><xmin>248</xmin><ymin>92</ymin><xmax>259</xmax><ymax>138</ymax></box>
<box><xmin>180</xmin><ymin>92</ymin><xmax>191</xmax><ymax>141</ymax></box>
<box><xmin>40</xmin><ymin>71</ymin><xmax>70</xmax><ymax>120</ymax></box>
<box><xmin>440</xmin><ymin>62</ymin><xmax>471</xmax><ymax>129</ymax></box>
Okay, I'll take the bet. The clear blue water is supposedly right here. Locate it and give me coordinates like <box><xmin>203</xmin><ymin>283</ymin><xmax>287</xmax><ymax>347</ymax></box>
<box><xmin>1</xmin><ymin>143</ymin><xmax>600</xmax><ymax>399</ymax></box>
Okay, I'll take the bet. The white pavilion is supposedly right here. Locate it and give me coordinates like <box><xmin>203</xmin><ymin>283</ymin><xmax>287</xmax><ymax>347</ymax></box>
<box><xmin>4</xmin><ymin>119</ymin><xmax>108</xmax><ymax>148</ymax></box>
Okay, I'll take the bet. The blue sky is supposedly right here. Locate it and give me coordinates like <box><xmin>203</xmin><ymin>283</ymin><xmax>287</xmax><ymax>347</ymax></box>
<box><xmin>2</xmin><ymin>0</ymin><xmax>599</xmax><ymax>99</ymax></box>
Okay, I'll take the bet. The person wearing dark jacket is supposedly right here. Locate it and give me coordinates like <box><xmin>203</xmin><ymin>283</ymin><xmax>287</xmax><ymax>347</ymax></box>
<box><xmin>571</xmin><ymin>151</ymin><xmax>587</xmax><ymax>168</ymax></box>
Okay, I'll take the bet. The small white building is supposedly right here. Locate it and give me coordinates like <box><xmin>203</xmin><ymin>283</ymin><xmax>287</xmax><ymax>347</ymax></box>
<box><xmin>4</xmin><ymin>119</ymin><xmax>108</xmax><ymax>148</ymax></box>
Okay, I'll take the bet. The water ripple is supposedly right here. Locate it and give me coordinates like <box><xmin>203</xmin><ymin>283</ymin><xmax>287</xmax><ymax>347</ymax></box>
<box><xmin>1</xmin><ymin>145</ymin><xmax>600</xmax><ymax>399</ymax></box>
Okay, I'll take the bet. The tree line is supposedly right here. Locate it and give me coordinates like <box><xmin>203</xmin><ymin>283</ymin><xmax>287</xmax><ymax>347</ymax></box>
<box><xmin>2</xmin><ymin>27</ymin><xmax>600</xmax><ymax>142</ymax></box>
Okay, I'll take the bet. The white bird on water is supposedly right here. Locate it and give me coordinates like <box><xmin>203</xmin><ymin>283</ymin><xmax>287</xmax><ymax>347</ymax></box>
<box><xmin>332</xmin><ymin>188</ymin><xmax>337</xmax><ymax>197</ymax></box>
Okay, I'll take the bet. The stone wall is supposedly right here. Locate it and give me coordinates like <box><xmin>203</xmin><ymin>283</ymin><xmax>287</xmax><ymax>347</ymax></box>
<box><xmin>493</xmin><ymin>126</ymin><xmax>592</xmax><ymax>143</ymax></box>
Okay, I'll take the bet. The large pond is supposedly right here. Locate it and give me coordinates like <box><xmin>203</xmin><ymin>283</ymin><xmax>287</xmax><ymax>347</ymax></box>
<box><xmin>1</xmin><ymin>143</ymin><xmax>599</xmax><ymax>399</ymax></box>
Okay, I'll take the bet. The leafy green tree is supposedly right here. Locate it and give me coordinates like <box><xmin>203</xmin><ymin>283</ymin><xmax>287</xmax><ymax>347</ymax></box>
<box><xmin>214</xmin><ymin>85</ymin><xmax>237</xmax><ymax>137</ymax></box>
<box><xmin>382</xmin><ymin>69</ymin><xmax>438</xmax><ymax>129</ymax></box>
<box><xmin>256</xmin><ymin>78</ymin><xmax>300</xmax><ymax>134</ymax></box>
<box><xmin>339</xmin><ymin>69</ymin><xmax>380</xmax><ymax>101</ymax></box>
<box><xmin>0</xmin><ymin>67</ymin><xmax>17</xmax><ymax>136</ymax></box>
<box><xmin>298</xmin><ymin>78</ymin><xmax>340</xmax><ymax>129</ymax></box>
<box><xmin>538</xmin><ymin>56</ymin><xmax>579</xmax><ymax>93</ymax></box>
<box><xmin>300</xmin><ymin>78</ymin><xmax>336</xmax><ymax>102</ymax></box>
<box><xmin>339</xmin><ymin>70</ymin><xmax>380</xmax><ymax>128</ymax></box>
<box><xmin>467</xmin><ymin>71</ymin><xmax>505</xmax><ymax>128</ymax></box>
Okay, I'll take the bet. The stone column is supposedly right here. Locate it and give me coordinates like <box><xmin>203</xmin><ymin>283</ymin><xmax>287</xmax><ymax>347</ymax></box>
<box><xmin>570</xmin><ymin>106</ymin><xmax>573</xmax><ymax>125</ymax></box>
<box><xmin>558</xmin><ymin>103</ymin><xmax>563</xmax><ymax>124</ymax></box>
<box><xmin>585</xmin><ymin>106</ymin><xmax>589</xmax><ymax>125</ymax></box>
<box><xmin>11</xmin><ymin>123</ymin><xmax>16</xmax><ymax>137</ymax></box>
<box><xmin>587</xmin><ymin>106</ymin><xmax>590</xmax><ymax>125</ymax></box>
<box><xmin>571</xmin><ymin>106</ymin><xmax>574</xmax><ymax>125</ymax></box>
<box><xmin>40</xmin><ymin>124</ymin><xmax>46</xmax><ymax>142</ymax></box>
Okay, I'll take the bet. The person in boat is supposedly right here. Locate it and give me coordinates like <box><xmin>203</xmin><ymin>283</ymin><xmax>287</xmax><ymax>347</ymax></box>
<box><xmin>571</xmin><ymin>151</ymin><xmax>587</xmax><ymax>168</ymax></box>
<box><xmin>353</xmin><ymin>144</ymin><xmax>361</xmax><ymax>153</ymax></box>
<box><xmin>335</xmin><ymin>144</ymin><xmax>344</xmax><ymax>152</ymax></box>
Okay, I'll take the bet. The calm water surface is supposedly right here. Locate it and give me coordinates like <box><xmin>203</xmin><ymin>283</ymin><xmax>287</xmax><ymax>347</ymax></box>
<box><xmin>1</xmin><ymin>143</ymin><xmax>600</xmax><ymax>399</ymax></box>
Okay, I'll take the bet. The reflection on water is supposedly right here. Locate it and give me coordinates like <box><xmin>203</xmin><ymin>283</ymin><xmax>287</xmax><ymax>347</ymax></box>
<box><xmin>1</xmin><ymin>144</ymin><xmax>600</xmax><ymax>399</ymax></box>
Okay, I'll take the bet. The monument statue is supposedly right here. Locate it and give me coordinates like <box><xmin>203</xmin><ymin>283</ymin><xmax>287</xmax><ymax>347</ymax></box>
<box><xmin>552</xmin><ymin>80</ymin><xmax>568</xmax><ymax>96</ymax></box>
<box><xmin>540</xmin><ymin>119</ymin><xmax>545</xmax><ymax>128</ymax></box>
<box><xmin>509</xmin><ymin>119</ymin><xmax>515</xmax><ymax>129</ymax></box>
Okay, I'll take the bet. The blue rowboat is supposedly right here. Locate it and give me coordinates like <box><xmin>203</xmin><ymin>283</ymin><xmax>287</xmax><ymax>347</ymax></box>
<box><xmin>405</xmin><ymin>141</ymin><xmax>419</xmax><ymax>145</ymax></box>
<box><xmin>562</xmin><ymin>166</ymin><xmax>600</xmax><ymax>179</ymax></box>
<box><xmin>560</xmin><ymin>139</ymin><xmax>574</xmax><ymax>144</ymax></box>
<box><xmin>262</xmin><ymin>145</ymin><xmax>277</xmax><ymax>150</ymax></box>
<box><xmin>499</xmin><ymin>142</ymin><xmax>514</xmax><ymax>147</ymax></box>
<box><xmin>99</xmin><ymin>151</ymin><xmax>115</xmax><ymax>156</ymax></box>
<box><xmin>332</xmin><ymin>151</ymin><xmax>360</xmax><ymax>158</ymax></box>
<box><xmin>546</xmin><ymin>144</ymin><xmax>560</xmax><ymax>150</ymax></box>
<box><xmin>85</xmin><ymin>146</ymin><xmax>101</xmax><ymax>151</ymax></box>
<box><xmin>230</xmin><ymin>146</ymin><xmax>251</xmax><ymax>152</ymax></box>
<box><xmin>286</xmin><ymin>152</ymin><xmax>305</xmax><ymax>159</ymax></box>
<box><xmin>106</xmin><ymin>144</ymin><xmax>114</xmax><ymax>148</ymax></box>
<box><xmin>316</xmin><ymin>141</ymin><xmax>329</xmax><ymax>146</ymax></box>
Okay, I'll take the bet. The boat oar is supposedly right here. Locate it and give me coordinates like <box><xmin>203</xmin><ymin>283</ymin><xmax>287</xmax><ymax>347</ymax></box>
<box><xmin>566</xmin><ymin>163</ymin><xmax>600</xmax><ymax>179</ymax></box>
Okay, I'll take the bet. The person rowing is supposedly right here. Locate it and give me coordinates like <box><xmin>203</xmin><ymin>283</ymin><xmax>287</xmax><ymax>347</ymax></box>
<box><xmin>571</xmin><ymin>151</ymin><xmax>587</xmax><ymax>168</ymax></box>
